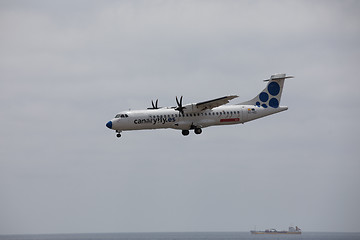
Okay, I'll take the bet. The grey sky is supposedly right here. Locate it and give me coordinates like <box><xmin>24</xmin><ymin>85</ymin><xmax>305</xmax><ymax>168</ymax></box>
<box><xmin>1</xmin><ymin>0</ymin><xmax>360</xmax><ymax>235</ymax></box>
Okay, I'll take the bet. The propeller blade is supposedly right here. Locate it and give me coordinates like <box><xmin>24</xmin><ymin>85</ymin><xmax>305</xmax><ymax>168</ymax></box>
<box><xmin>175</xmin><ymin>96</ymin><xmax>185</xmax><ymax>115</ymax></box>
<box><xmin>176</xmin><ymin>96</ymin><xmax>183</xmax><ymax>107</ymax></box>
<box><xmin>148</xmin><ymin>99</ymin><xmax>159</xmax><ymax>109</ymax></box>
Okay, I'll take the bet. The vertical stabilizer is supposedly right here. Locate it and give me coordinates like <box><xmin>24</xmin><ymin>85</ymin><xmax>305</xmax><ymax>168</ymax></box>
<box><xmin>240</xmin><ymin>73</ymin><xmax>293</xmax><ymax>108</ymax></box>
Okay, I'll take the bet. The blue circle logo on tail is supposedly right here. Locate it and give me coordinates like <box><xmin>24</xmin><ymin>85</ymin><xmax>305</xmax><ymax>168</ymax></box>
<box><xmin>268</xmin><ymin>82</ymin><xmax>280</xmax><ymax>96</ymax></box>
<box><xmin>269</xmin><ymin>98</ymin><xmax>279</xmax><ymax>108</ymax></box>
<box><xmin>259</xmin><ymin>92</ymin><xmax>269</xmax><ymax>102</ymax></box>
<box><xmin>257</xmin><ymin>82</ymin><xmax>280</xmax><ymax>108</ymax></box>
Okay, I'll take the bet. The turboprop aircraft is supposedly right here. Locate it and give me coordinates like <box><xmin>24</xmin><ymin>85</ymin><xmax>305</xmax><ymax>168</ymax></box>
<box><xmin>106</xmin><ymin>73</ymin><xmax>293</xmax><ymax>138</ymax></box>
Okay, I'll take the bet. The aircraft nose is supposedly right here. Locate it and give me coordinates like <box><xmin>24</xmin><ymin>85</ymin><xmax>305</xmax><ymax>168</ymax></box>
<box><xmin>106</xmin><ymin>121</ymin><xmax>112</xmax><ymax>129</ymax></box>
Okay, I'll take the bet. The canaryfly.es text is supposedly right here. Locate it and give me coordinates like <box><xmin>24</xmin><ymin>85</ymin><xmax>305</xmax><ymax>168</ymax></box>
<box><xmin>134</xmin><ymin>116</ymin><xmax>176</xmax><ymax>125</ymax></box>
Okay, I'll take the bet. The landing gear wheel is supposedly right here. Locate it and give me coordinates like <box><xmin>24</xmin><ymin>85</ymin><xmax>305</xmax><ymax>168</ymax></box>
<box><xmin>182</xmin><ymin>130</ymin><xmax>190</xmax><ymax>136</ymax></box>
<box><xmin>116</xmin><ymin>133</ymin><xmax>121</xmax><ymax>138</ymax></box>
<box><xmin>194</xmin><ymin>128</ymin><xmax>202</xmax><ymax>135</ymax></box>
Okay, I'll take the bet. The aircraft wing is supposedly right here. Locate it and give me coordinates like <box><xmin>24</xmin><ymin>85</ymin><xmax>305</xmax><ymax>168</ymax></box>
<box><xmin>195</xmin><ymin>95</ymin><xmax>238</xmax><ymax>111</ymax></box>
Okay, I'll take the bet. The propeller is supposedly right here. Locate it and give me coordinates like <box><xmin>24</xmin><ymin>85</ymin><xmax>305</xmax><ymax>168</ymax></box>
<box><xmin>147</xmin><ymin>99</ymin><xmax>159</xmax><ymax>109</ymax></box>
<box><xmin>175</xmin><ymin>96</ymin><xmax>186</xmax><ymax>115</ymax></box>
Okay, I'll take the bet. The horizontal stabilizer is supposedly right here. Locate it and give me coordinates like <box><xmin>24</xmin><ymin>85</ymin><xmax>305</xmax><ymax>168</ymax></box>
<box><xmin>264</xmin><ymin>74</ymin><xmax>294</xmax><ymax>82</ymax></box>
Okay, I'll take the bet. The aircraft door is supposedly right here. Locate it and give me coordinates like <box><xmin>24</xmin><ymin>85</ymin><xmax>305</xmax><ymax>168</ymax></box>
<box><xmin>241</xmin><ymin>107</ymin><xmax>248</xmax><ymax>123</ymax></box>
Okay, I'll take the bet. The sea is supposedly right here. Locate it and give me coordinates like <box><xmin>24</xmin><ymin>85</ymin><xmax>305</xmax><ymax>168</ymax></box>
<box><xmin>0</xmin><ymin>232</ymin><xmax>359</xmax><ymax>240</ymax></box>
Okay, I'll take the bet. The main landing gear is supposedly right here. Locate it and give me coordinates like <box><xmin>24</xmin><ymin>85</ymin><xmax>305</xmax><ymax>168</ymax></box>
<box><xmin>182</xmin><ymin>130</ymin><xmax>190</xmax><ymax>136</ymax></box>
<box><xmin>181</xmin><ymin>128</ymin><xmax>202</xmax><ymax>136</ymax></box>
<box><xmin>194</xmin><ymin>128</ymin><xmax>202</xmax><ymax>135</ymax></box>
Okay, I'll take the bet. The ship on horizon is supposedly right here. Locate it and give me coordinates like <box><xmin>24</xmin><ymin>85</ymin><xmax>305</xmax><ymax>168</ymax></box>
<box><xmin>250</xmin><ymin>226</ymin><xmax>301</xmax><ymax>234</ymax></box>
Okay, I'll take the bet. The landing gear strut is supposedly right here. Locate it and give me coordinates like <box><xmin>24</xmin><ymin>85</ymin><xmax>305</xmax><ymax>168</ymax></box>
<box><xmin>182</xmin><ymin>130</ymin><xmax>190</xmax><ymax>136</ymax></box>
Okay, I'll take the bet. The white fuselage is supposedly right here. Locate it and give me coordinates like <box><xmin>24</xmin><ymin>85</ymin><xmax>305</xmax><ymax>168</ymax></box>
<box><xmin>109</xmin><ymin>104</ymin><xmax>288</xmax><ymax>132</ymax></box>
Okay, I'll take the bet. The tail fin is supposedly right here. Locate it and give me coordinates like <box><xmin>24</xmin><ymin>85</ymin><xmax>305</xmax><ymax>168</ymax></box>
<box><xmin>240</xmin><ymin>73</ymin><xmax>293</xmax><ymax>108</ymax></box>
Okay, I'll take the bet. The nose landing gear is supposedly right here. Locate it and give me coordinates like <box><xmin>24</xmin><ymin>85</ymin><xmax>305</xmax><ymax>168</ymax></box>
<box><xmin>116</xmin><ymin>131</ymin><xmax>122</xmax><ymax>138</ymax></box>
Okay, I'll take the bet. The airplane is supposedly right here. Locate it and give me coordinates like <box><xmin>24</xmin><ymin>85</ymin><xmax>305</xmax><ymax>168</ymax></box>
<box><xmin>106</xmin><ymin>73</ymin><xmax>293</xmax><ymax>138</ymax></box>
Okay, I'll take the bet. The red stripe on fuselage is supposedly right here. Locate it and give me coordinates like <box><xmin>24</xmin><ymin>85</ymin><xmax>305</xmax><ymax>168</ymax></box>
<box><xmin>220</xmin><ymin>118</ymin><xmax>240</xmax><ymax>122</ymax></box>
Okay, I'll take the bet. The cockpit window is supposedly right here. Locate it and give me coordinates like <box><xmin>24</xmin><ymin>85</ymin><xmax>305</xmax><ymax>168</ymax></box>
<box><xmin>115</xmin><ymin>114</ymin><xmax>129</xmax><ymax>118</ymax></box>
